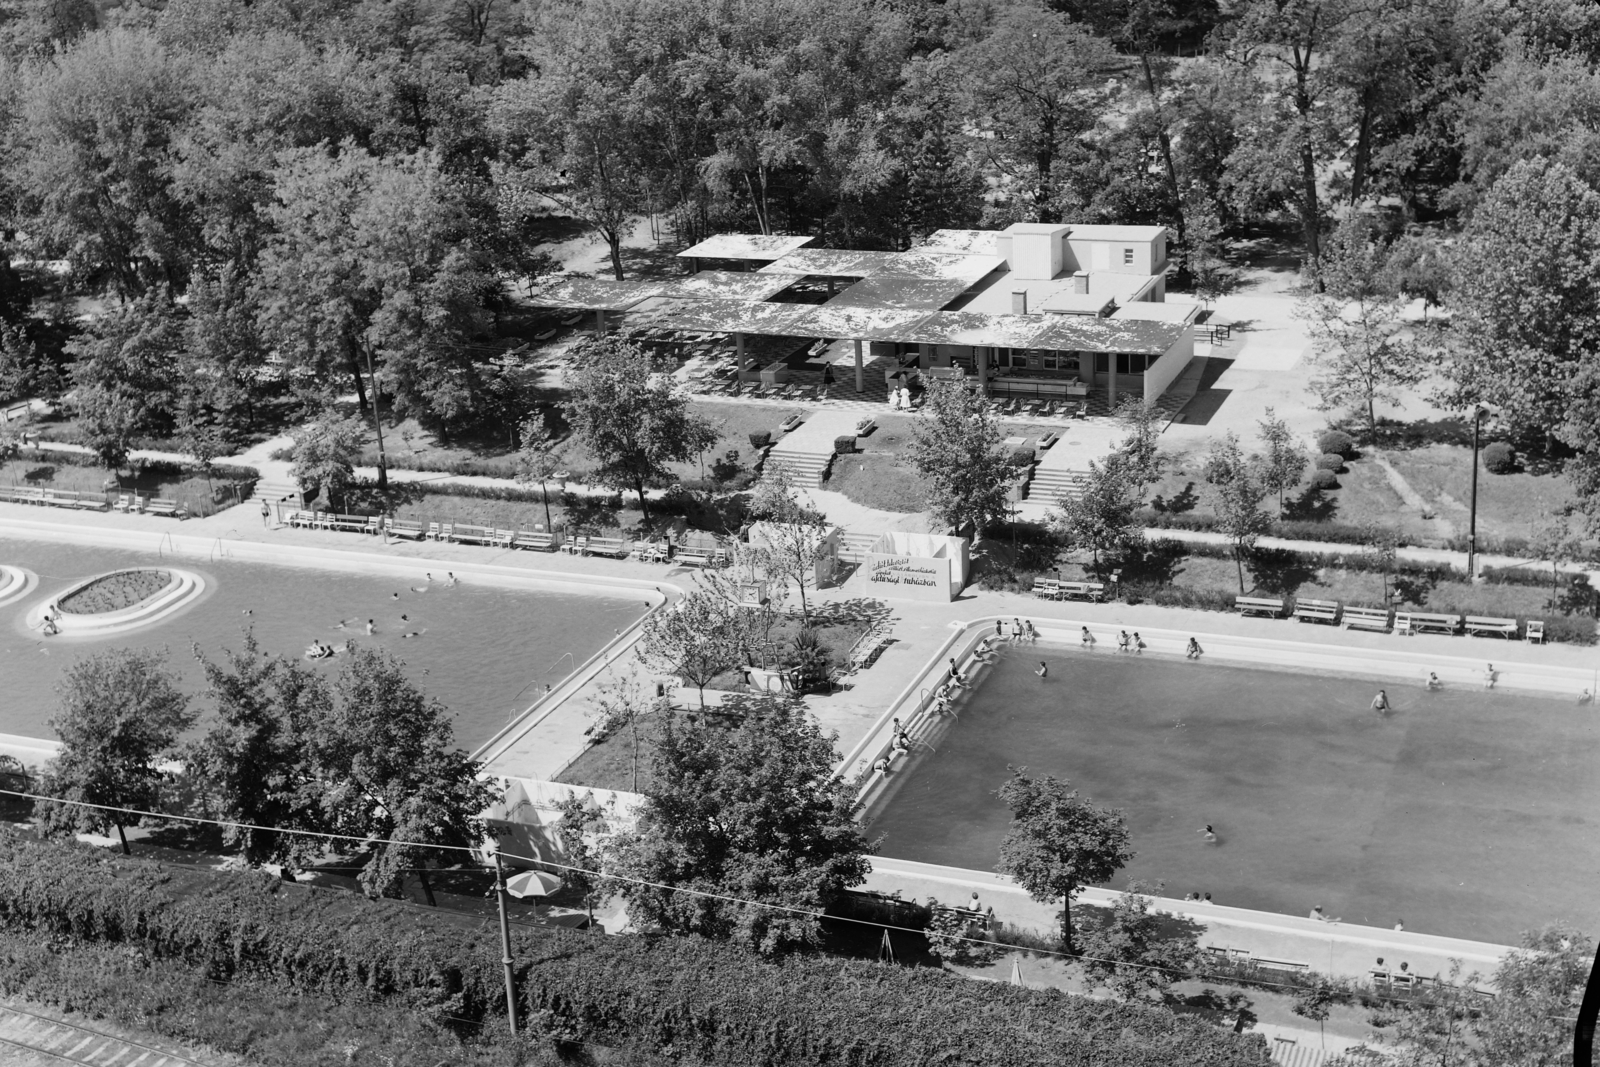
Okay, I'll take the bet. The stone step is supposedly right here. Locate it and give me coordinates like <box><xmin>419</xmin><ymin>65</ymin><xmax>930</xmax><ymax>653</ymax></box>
<box><xmin>1024</xmin><ymin>469</ymin><xmax>1091</xmax><ymax>503</ymax></box>
<box><xmin>763</xmin><ymin>450</ymin><xmax>833</xmax><ymax>487</ymax></box>
<box><xmin>838</xmin><ymin>531</ymin><xmax>879</xmax><ymax>562</ymax></box>
<box><xmin>249</xmin><ymin>480</ymin><xmax>304</xmax><ymax>507</ymax></box>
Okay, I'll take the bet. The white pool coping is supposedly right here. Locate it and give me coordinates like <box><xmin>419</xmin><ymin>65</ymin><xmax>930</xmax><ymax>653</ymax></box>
<box><xmin>0</xmin><ymin>565</ymin><xmax>35</xmax><ymax>608</ymax></box>
<box><xmin>26</xmin><ymin>567</ymin><xmax>206</xmax><ymax>637</ymax></box>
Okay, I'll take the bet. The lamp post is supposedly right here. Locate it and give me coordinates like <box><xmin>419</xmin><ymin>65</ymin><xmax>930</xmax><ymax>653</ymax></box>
<box><xmin>1576</xmin><ymin>944</ymin><xmax>1600</xmax><ymax>1064</ymax></box>
<box><xmin>488</xmin><ymin>848</ymin><xmax>518</xmax><ymax>1035</ymax></box>
<box><xmin>1467</xmin><ymin>407</ymin><xmax>1487</xmax><ymax>581</ymax></box>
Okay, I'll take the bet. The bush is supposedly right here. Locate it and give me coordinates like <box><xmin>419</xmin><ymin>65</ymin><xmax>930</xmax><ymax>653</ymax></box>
<box><xmin>1006</xmin><ymin>449</ymin><xmax>1033</xmax><ymax>468</ymax></box>
<box><xmin>1121</xmin><ymin>582</ymin><xmax>1239</xmax><ymax>612</ymax></box>
<box><xmin>1310</xmin><ymin>469</ymin><xmax>1339</xmax><ymax>489</ymax></box>
<box><xmin>833</xmin><ymin>435</ymin><xmax>856</xmax><ymax>455</ymax></box>
<box><xmin>1483</xmin><ymin>441</ymin><xmax>1516</xmax><ymax>474</ymax></box>
<box><xmin>749</xmin><ymin>431</ymin><xmax>772</xmax><ymax>450</ymax></box>
<box><xmin>0</xmin><ymin>831</ymin><xmax>1269</xmax><ymax>1067</ymax></box>
<box><xmin>1315</xmin><ymin>453</ymin><xmax>1344</xmax><ymax>471</ymax></box>
<box><xmin>1317</xmin><ymin>430</ymin><xmax>1356</xmax><ymax>457</ymax></box>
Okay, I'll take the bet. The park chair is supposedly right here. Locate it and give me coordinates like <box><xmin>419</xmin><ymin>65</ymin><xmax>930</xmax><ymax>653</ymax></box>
<box><xmin>1525</xmin><ymin>619</ymin><xmax>1545</xmax><ymax>644</ymax></box>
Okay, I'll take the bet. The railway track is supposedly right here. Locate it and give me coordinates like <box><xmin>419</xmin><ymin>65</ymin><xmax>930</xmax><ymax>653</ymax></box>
<box><xmin>0</xmin><ymin>1001</ymin><xmax>220</xmax><ymax>1066</ymax></box>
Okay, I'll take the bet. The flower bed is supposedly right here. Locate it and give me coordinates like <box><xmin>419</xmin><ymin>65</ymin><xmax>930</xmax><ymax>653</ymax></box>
<box><xmin>57</xmin><ymin>570</ymin><xmax>171</xmax><ymax>615</ymax></box>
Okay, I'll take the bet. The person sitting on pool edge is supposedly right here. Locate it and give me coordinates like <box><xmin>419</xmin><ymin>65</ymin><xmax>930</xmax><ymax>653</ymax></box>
<box><xmin>1309</xmin><ymin>905</ymin><xmax>1340</xmax><ymax>923</ymax></box>
<box><xmin>947</xmin><ymin>657</ymin><xmax>969</xmax><ymax>687</ymax></box>
<box><xmin>1081</xmin><ymin>626</ymin><xmax>1096</xmax><ymax>648</ymax></box>
<box><xmin>1426</xmin><ymin>672</ymin><xmax>1442</xmax><ymax>690</ymax></box>
<box><xmin>1483</xmin><ymin>663</ymin><xmax>1497</xmax><ymax>689</ymax></box>
<box><xmin>1117</xmin><ymin>630</ymin><xmax>1132</xmax><ymax>652</ymax></box>
<box><xmin>1186</xmin><ymin>637</ymin><xmax>1202</xmax><ymax>659</ymax></box>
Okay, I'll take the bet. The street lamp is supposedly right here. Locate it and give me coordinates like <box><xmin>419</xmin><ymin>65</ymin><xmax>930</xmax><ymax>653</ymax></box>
<box><xmin>1467</xmin><ymin>407</ymin><xmax>1487</xmax><ymax>582</ymax></box>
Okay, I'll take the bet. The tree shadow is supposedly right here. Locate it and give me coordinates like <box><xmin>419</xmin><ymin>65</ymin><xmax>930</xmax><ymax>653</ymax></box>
<box><xmin>809</xmin><ymin>597</ymin><xmax>894</xmax><ymax>632</ymax></box>
<box><xmin>1370</xmin><ymin>415</ymin><xmax>1474</xmax><ymax>451</ymax></box>
<box><xmin>1247</xmin><ymin>548</ymin><xmax>1319</xmax><ymax>596</ymax></box>
<box><xmin>1393</xmin><ymin>570</ymin><xmax>1436</xmax><ymax>607</ymax></box>
<box><xmin>1120</xmin><ymin>541</ymin><xmax>1188</xmax><ymax>585</ymax></box>
<box><xmin>1173</xmin><ymin>987</ymin><xmax>1258</xmax><ymax>1034</ymax></box>
<box><xmin>618</xmin><ymin>242</ymin><xmax>686</xmax><ymax>280</ymax></box>
<box><xmin>22</xmin><ymin>465</ymin><xmax>55</xmax><ymax>484</ymax></box>
<box><xmin>1281</xmin><ymin>485</ymin><xmax>1338</xmax><ymax>522</ymax></box>
<box><xmin>1150</xmin><ymin>481</ymin><xmax>1199</xmax><ymax>514</ymax></box>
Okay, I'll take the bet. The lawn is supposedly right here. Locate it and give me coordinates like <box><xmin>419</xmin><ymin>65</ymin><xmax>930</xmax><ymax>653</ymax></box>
<box><xmin>392</xmin><ymin>494</ymin><xmax>654</xmax><ymax>536</ymax></box>
<box><xmin>1384</xmin><ymin>444</ymin><xmax>1575</xmax><ymax>537</ymax></box>
<box><xmin>826</xmin><ymin>453</ymin><xmax>929</xmax><ymax>513</ymax></box>
<box><xmin>556</xmin><ymin>707</ymin><xmax>738</xmax><ymax>794</ymax></box>
<box><xmin>0</xmin><ymin>457</ymin><xmax>253</xmax><ymax>517</ymax></box>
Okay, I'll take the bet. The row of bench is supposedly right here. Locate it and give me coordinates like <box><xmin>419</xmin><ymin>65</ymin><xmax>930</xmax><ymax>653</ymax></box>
<box><xmin>0</xmin><ymin>485</ymin><xmax>109</xmax><ymax>512</ymax></box>
<box><xmin>1030</xmin><ymin>578</ymin><xmax>1107</xmax><ymax>602</ymax></box>
<box><xmin>283</xmin><ymin>510</ymin><xmax>734</xmax><ymax>566</ymax></box>
<box><xmin>1235</xmin><ymin>596</ymin><xmax>1543</xmax><ymax>641</ymax></box>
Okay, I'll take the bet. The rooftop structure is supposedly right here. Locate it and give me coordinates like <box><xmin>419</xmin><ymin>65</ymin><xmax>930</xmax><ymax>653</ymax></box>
<box><xmin>675</xmin><ymin>232</ymin><xmax>814</xmax><ymax>262</ymax></box>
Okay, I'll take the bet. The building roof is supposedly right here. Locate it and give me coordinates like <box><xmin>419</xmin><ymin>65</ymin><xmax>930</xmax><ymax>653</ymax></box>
<box><xmin>625</xmin><ymin>297</ymin><xmax>816</xmax><ymax>335</ymax></box>
<box><xmin>953</xmin><ymin>273</ymin><xmax>1080</xmax><ymax>316</ymax></box>
<box><xmin>676</xmin><ymin>233</ymin><xmax>815</xmax><ymax>261</ymax></box>
<box><xmin>898</xmin><ymin>312</ymin><xmax>1058</xmax><ymax>349</ymax></box>
<box><xmin>665</xmin><ymin>270</ymin><xmax>802</xmax><ymax>301</ymax></box>
<box><xmin>799</xmin><ymin>305</ymin><xmax>937</xmax><ymax>341</ymax></box>
<box><xmin>1110</xmin><ymin>300</ymin><xmax>1200</xmax><ymax>324</ymax></box>
<box><xmin>1066</xmin><ymin>224</ymin><xmax>1169</xmax><ymax>242</ymax></box>
<box><xmin>526</xmin><ymin>277</ymin><xmax>673</xmax><ymax>311</ymax></box>
<box><xmin>1037</xmin><ymin>291</ymin><xmax>1117</xmax><ymax>315</ymax></box>
<box><xmin>876</xmin><ymin>251</ymin><xmax>1005</xmax><ymax>282</ymax></box>
<box><xmin>916</xmin><ymin>229</ymin><xmax>1001</xmax><ymax>256</ymax></box>
<box><xmin>825</xmin><ymin>275</ymin><xmax>973</xmax><ymax>311</ymax></box>
<box><xmin>757</xmin><ymin>249</ymin><xmax>903</xmax><ymax>277</ymax></box>
<box><xmin>1034</xmin><ymin>315</ymin><xmax>1186</xmax><ymax>355</ymax></box>
<box><xmin>1004</xmin><ymin>222</ymin><xmax>1072</xmax><ymax>237</ymax></box>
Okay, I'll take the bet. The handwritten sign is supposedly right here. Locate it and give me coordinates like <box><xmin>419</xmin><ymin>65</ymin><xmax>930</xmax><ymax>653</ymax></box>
<box><xmin>869</xmin><ymin>556</ymin><xmax>943</xmax><ymax>589</ymax></box>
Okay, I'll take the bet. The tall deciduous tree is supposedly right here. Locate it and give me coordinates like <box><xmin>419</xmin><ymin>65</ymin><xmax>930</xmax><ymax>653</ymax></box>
<box><xmin>1299</xmin><ymin>218</ymin><xmax>1423</xmax><ymax>439</ymax></box>
<box><xmin>1076</xmin><ymin>881</ymin><xmax>1201</xmax><ymax>1002</ymax></box>
<box><xmin>1472</xmin><ymin>924</ymin><xmax>1593</xmax><ymax>1065</ymax></box>
<box><xmin>36</xmin><ymin>648</ymin><xmax>195</xmax><ymax>854</ymax></box>
<box><xmin>65</xmin><ymin>288</ymin><xmax>183</xmax><ymax>470</ymax></box>
<box><xmin>636</xmin><ymin>588</ymin><xmax>746</xmax><ymax>710</ymax></box>
<box><xmin>1256</xmin><ymin>407</ymin><xmax>1308</xmax><ymax>513</ymax></box>
<box><xmin>1444</xmin><ymin>158</ymin><xmax>1600</xmax><ymax>533</ymax></box>
<box><xmin>515</xmin><ymin>410</ymin><xmax>566</xmax><ymax>530</ymax></box>
<box><xmin>911</xmin><ymin>377</ymin><xmax>1013</xmax><ymax>537</ymax></box>
<box><xmin>309</xmin><ymin>647</ymin><xmax>493</xmax><ymax>903</ymax></box>
<box><xmin>604</xmin><ymin>698</ymin><xmax>872</xmax><ymax>954</ymax></box>
<box><xmin>187</xmin><ymin>632</ymin><xmax>329</xmax><ymax>872</ymax></box>
<box><xmin>289</xmin><ymin>413</ymin><xmax>366</xmax><ymax>511</ymax></box>
<box><xmin>560</xmin><ymin>337</ymin><xmax>717</xmax><ymax>527</ymax></box>
<box><xmin>996</xmin><ymin>768</ymin><xmax>1133</xmax><ymax>952</ymax></box>
<box><xmin>1053</xmin><ymin>457</ymin><xmax>1142</xmax><ymax>571</ymax></box>
<box><xmin>748</xmin><ymin>467</ymin><xmax>831</xmax><ymax>621</ymax></box>
<box><xmin>1203</xmin><ymin>432</ymin><xmax>1272</xmax><ymax>593</ymax></box>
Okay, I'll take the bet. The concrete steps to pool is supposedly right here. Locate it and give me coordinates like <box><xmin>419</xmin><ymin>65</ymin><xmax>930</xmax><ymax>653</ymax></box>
<box><xmin>248</xmin><ymin>477</ymin><xmax>304</xmax><ymax>510</ymax></box>
<box><xmin>837</xmin><ymin>532</ymin><xmax>880</xmax><ymax>563</ymax></box>
<box><xmin>1023</xmin><ymin>467</ymin><xmax>1090</xmax><ymax>505</ymax></box>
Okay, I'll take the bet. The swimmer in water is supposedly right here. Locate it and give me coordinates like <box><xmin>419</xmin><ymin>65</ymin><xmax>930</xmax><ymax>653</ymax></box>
<box><xmin>400</xmin><ymin>614</ymin><xmax>409</xmax><ymax>622</ymax></box>
<box><xmin>365</xmin><ymin>619</ymin><xmax>375</xmax><ymax>635</ymax></box>
<box><xmin>1035</xmin><ymin>661</ymin><xmax>1048</xmax><ymax>679</ymax></box>
<box><xmin>448</xmin><ymin>572</ymin><xmax>458</xmax><ymax>586</ymax></box>
<box><xmin>392</xmin><ymin>592</ymin><xmax>400</xmax><ymax>600</ymax></box>
<box><xmin>1425</xmin><ymin>672</ymin><xmax>1442</xmax><ymax>690</ymax></box>
<box><xmin>1372</xmin><ymin>689</ymin><xmax>1391</xmax><ymax>714</ymax></box>
<box><xmin>1199</xmin><ymin>824</ymin><xmax>1217</xmax><ymax>843</ymax></box>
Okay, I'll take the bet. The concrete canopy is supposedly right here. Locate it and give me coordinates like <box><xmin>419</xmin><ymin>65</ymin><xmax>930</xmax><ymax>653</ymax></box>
<box><xmin>675</xmin><ymin>233</ymin><xmax>815</xmax><ymax>261</ymax></box>
<box><xmin>896</xmin><ymin>312</ymin><xmax>1058</xmax><ymax>349</ymax></box>
<box><xmin>825</xmin><ymin>275</ymin><xmax>972</xmax><ymax>311</ymax></box>
<box><xmin>1034</xmin><ymin>315</ymin><xmax>1186</xmax><ymax>355</ymax></box>
<box><xmin>757</xmin><ymin>249</ymin><xmax>903</xmax><ymax>277</ymax></box>
<box><xmin>1109</xmin><ymin>300</ymin><xmax>1201</xmax><ymax>324</ymax></box>
<box><xmin>664</xmin><ymin>270</ymin><xmax>803</xmax><ymax>301</ymax></box>
<box><xmin>916</xmin><ymin>229</ymin><xmax>1001</xmax><ymax>256</ymax></box>
<box><xmin>526</xmin><ymin>277</ymin><xmax>673</xmax><ymax>311</ymax></box>
<box><xmin>623</xmin><ymin>297</ymin><xmax>816</xmax><ymax>335</ymax></box>
<box><xmin>875</xmin><ymin>251</ymin><xmax>1006</xmax><ymax>281</ymax></box>
<box><xmin>798</xmin><ymin>305</ymin><xmax>935</xmax><ymax>341</ymax></box>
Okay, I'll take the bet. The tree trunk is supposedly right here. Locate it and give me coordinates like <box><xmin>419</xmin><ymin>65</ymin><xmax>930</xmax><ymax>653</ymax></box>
<box><xmin>418</xmin><ymin>866</ymin><xmax>437</xmax><ymax>907</ymax></box>
<box><xmin>541</xmin><ymin>481</ymin><xmax>553</xmax><ymax>528</ymax></box>
<box><xmin>606</xmin><ymin>229</ymin><xmax>624</xmax><ymax>281</ymax></box>
<box><xmin>349</xmin><ymin>356</ymin><xmax>369</xmax><ymax>414</ymax></box>
<box><xmin>631</xmin><ymin>717</ymin><xmax>639</xmax><ymax>793</ymax></box>
<box><xmin>635</xmin><ymin>474</ymin><xmax>651</xmax><ymax>525</ymax></box>
<box><xmin>1139</xmin><ymin>54</ymin><xmax>1188</xmax><ymax>275</ymax></box>
<box><xmin>1235</xmin><ymin>545</ymin><xmax>1246</xmax><ymax>593</ymax></box>
<box><xmin>1061</xmin><ymin>893</ymin><xmax>1073</xmax><ymax>952</ymax></box>
<box><xmin>1349</xmin><ymin>98</ymin><xmax>1376</xmax><ymax>206</ymax></box>
<box><xmin>115</xmin><ymin>821</ymin><xmax>130</xmax><ymax>855</ymax></box>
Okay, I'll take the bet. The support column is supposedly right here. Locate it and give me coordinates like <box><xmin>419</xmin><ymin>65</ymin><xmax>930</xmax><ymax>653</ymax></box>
<box><xmin>917</xmin><ymin>343</ymin><xmax>931</xmax><ymax>370</ymax></box>
<box><xmin>977</xmin><ymin>348</ymin><xmax>989</xmax><ymax>395</ymax></box>
<box><xmin>854</xmin><ymin>339</ymin><xmax>864</xmax><ymax>393</ymax></box>
<box><xmin>594</xmin><ymin>309</ymin><xmax>604</xmax><ymax>337</ymax></box>
<box><xmin>1108</xmin><ymin>356</ymin><xmax>1118</xmax><ymax>410</ymax></box>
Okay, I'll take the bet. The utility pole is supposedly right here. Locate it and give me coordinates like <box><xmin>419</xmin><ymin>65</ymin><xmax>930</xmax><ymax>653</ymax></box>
<box><xmin>362</xmin><ymin>344</ymin><xmax>390</xmax><ymax>509</ymax></box>
<box><xmin>491</xmin><ymin>850</ymin><xmax>518</xmax><ymax>1035</ymax></box>
<box><xmin>1467</xmin><ymin>407</ymin><xmax>1486</xmax><ymax>581</ymax></box>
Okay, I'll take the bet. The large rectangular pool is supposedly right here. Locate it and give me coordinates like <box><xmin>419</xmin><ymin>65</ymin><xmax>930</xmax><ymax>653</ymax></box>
<box><xmin>0</xmin><ymin>539</ymin><xmax>646</xmax><ymax>751</ymax></box>
<box><xmin>869</xmin><ymin>642</ymin><xmax>1600</xmax><ymax>945</ymax></box>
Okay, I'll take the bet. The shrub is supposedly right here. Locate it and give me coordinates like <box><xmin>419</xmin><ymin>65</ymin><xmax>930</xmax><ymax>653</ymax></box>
<box><xmin>1315</xmin><ymin>453</ymin><xmax>1344</xmax><ymax>471</ymax></box>
<box><xmin>1006</xmin><ymin>449</ymin><xmax>1033</xmax><ymax>468</ymax></box>
<box><xmin>749</xmin><ymin>431</ymin><xmax>772</xmax><ymax>450</ymax></box>
<box><xmin>1317</xmin><ymin>430</ymin><xmax>1356</xmax><ymax>457</ymax></box>
<box><xmin>1540</xmin><ymin>614</ymin><xmax>1597</xmax><ymax>644</ymax></box>
<box><xmin>1310</xmin><ymin>469</ymin><xmax>1338</xmax><ymax>489</ymax></box>
<box><xmin>1483</xmin><ymin>441</ymin><xmax>1516</xmax><ymax>474</ymax></box>
<box><xmin>833</xmin><ymin>435</ymin><xmax>856</xmax><ymax>455</ymax></box>
<box><xmin>0</xmin><ymin>831</ymin><xmax>1269</xmax><ymax>1067</ymax></box>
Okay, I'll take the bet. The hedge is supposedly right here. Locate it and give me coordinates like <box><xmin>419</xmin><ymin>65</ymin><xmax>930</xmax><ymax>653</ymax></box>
<box><xmin>0</xmin><ymin>831</ymin><xmax>1268</xmax><ymax>1067</ymax></box>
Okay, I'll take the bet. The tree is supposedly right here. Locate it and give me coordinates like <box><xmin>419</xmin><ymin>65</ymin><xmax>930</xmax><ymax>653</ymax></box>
<box><xmin>1360</xmin><ymin>521</ymin><xmax>1401</xmax><ymax>606</ymax></box>
<box><xmin>186</xmin><ymin>633</ymin><xmax>329</xmax><ymax>872</ymax></box>
<box><xmin>553</xmin><ymin>790</ymin><xmax>608</xmax><ymax>928</ymax></box>
<box><xmin>65</xmin><ymin>288</ymin><xmax>183</xmax><ymax>470</ymax></box>
<box><xmin>1202</xmin><ymin>432</ymin><xmax>1272</xmax><ymax>593</ymax></box>
<box><xmin>953</xmin><ymin>1</ymin><xmax>1117</xmax><ymax>222</ymax></box>
<box><xmin>1052</xmin><ymin>458</ymin><xmax>1142</xmax><ymax>571</ymax></box>
<box><xmin>559</xmin><ymin>337</ymin><xmax>717</xmax><ymax>527</ymax></box>
<box><xmin>636</xmin><ymin>588</ymin><xmax>746</xmax><ymax>711</ymax></box>
<box><xmin>584</xmin><ymin>670</ymin><xmax>665</xmax><ymax>793</ymax></box>
<box><xmin>1257</xmin><ymin>407</ymin><xmax>1308</xmax><ymax>513</ymax></box>
<box><xmin>1299</xmin><ymin>218</ymin><xmax>1424</xmax><ymax>439</ymax></box>
<box><xmin>1111</xmin><ymin>397</ymin><xmax>1165</xmax><ymax>493</ymax></box>
<box><xmin>1531</xmin><ymin>511</ymin><xmax>1584</xmax><ymax>600</ymax></box>
<box><xmin>35</xmin><ymin>648</ymin><xmax>195</xmax><ymax>854</ymax></box>
<box><xmin>289</xmin><ymin>414</ymin><xmax>366</xmax><ymax>511</ymax></box>
<box><xmin>1077</xmin><ymin>881</ymin><xmax>1201</xmax><ymax>1002</ymax></box>
<box><xmin>1472</xmin><ymin>924</ymin><xmax>1592</xmax><ymax>1065</ymax></box>
<box><xmin>1291</xmin><ymin>980</ymin><xmax>1336</xmax><ymax>1049</ymax></box>
<box><xmin>994</xmin><ymin>768</ymin><xmax>1134</xmax><ymax>952</ymax></box>
<box><xmin>515</xmin><ymin>410</ymin><xmax>566</xmax><ymax>529</ymax></box>
<box><xmin>748</xmin><ymin>468</ymin><xmax>831</xmax><ymax>621</ymax></box>
<box><xmin>1444</xmin><ymin>159</ymin><xmax>1600</xmax><ymax>533</ymax></box>
<box><xmin>910</xmin><ymin>377</ymin><xmax>1013</xmax><ymax>537</ymax></box>
<box><xmin>307</xmin><ymin>647</ymin><xmax>494</xmax><ymax>902</ymax></box>
<box><xmin>603</xmin><ymin>698</ymin><xmax>873</xmax><ymax>954</ymax></box>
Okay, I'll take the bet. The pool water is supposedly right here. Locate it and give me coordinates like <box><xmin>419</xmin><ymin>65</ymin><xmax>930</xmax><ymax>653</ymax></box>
<box><xmin>0</xmin><ymin>540</ymin><xmax>645</xmax><ymax>751</ymax></box>
<box><xmin>869</xmin><ymin>642</ymin><xmax>1600</xmax><ymax>945</ymax></box>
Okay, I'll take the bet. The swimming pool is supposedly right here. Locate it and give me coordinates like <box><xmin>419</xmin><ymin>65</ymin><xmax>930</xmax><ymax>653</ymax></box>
<box><xmin>867</xmin><ymin>641</ymin><xmax>1600</xmax><ymax>945</ymax></box>
<box><xmin>0</xmin><ymin>539</ymin><xmax>646</xmax><ymax>751</ymax></box>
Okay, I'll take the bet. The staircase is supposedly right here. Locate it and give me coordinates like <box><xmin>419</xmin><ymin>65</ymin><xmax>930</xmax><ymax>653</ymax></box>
<box><xmin>1023</xmin><ymin>467</ymin><xmax>1090</xmax><ymax>505</ymax></box>
<box><xmin>762</xmin><ymin>448</ymin><xmax>834</xmax><ymax>489</ymax></box>
<box><xmin>248</xmin><ymin>477</ymin><xmax>304</xmax><ymax>510</ymax></box>
<box><xmin>837</xmin><ymin>531</ymin><xmax>880</xmax><ymax>563</ymax></box>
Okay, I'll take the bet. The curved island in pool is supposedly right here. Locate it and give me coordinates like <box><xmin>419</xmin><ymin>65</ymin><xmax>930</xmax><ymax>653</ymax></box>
<box><xmin>27</xmin><ymin>567</ymin><xmax>206</xmax><ymax>637</ymax></box>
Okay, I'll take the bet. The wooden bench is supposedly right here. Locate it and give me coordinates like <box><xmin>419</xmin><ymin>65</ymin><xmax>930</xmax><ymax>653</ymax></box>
<box><xmin>1235</xmin><ymin>596</ymin><xmax>1285</xmax><ymax>618</ymax></box>
<box><xmin>1031</xmin><ymin>578</ymin><xmax>1059</xmax><ymax>600</ymax></box>
<box><xmin>450</xmin><ymin>524</ymin><xmax>494</xmax><ymax>544</ymax></box>
<box><xmin>513</xmin><ymin>530</ymin><xmax>561</xmax><ymax>551</ymax></box>
<box><xmin>633</xmin><ymin>540</ymin><xmax>669</xmax><ymax>563</ymax></box>
<box><xmin>324</xmin><ymin>513</ymin><xmax>368</xmax><ymax>533</ymax></box>
<box><xmin>562</xmin><ymin>535</ymin><xmax>589</xmax><ymax>555</ymax></box>
<box><xmin>144</xmin><ymin>498</ymin><xmax>185</xmax><ymax>518</ymax></box>
<box><xmin>1059</xmin><ymin>581</ymin><xmax>1105</xmax><ymax>603</ymax></box>
<box><xmin>385</xmin><ymin>518</ymin><xmax>426</xmax><ymax>540</ymax></box>
<box><xmin>1343</xmin><ymin>605</ymin><xmax>1391</xmax><ymax>632</ymax></box>
<box><xmin>584</xmin><ymin>536</ymin><xmax>631</xmax><ymax>558</ymax></box>
<box><xmin>1250</xmin><ymin>956</ymin><xmax>1310</xmax><ymax>974</ymax></box>
<box><xmin>1292</xmin><ymin>597</ymin><xmax>1340</xmax><ymax>624</ymax></box>
<box><xmin>1401</xmin><ymin>611</ymin><xmax>1461</xmax><ymax>635</ymax></box>
<box><xmin>1464</xmin><ymin>615</ymin><xmax>1518</xmax><ymax>639</ymax></box>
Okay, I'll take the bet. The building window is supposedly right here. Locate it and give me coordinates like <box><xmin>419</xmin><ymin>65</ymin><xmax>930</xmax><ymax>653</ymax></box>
<box><xmin>1122</xmin><ymin>247</ymin><xmax>1135</xmax><ymax>266</ymax></box>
